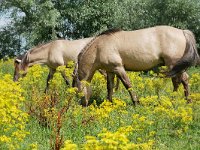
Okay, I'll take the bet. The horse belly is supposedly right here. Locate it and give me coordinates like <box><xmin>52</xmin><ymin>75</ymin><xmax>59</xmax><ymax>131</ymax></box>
<box><xmin>122</xmin><ymin>53</ymin><xmax>162</xmax><ymax>71</ymax></box>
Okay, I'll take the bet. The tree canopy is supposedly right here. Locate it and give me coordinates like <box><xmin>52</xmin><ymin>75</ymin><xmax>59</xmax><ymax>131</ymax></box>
<box><xmin>0</xmin><ymin>0</ymin><xmax>200</xmax><ymax>59</ymax></box>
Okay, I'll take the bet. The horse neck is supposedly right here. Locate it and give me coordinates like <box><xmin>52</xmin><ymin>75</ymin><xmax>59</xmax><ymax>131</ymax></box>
<box><xmin>27</xmin><ymin>44</ymin><xmax>50</xmax><ymax>66</ymax></box>
<box><xmin>78</xmin><ymin>40</ymin><xmax>98</xmax><ymax>81</ymax></box>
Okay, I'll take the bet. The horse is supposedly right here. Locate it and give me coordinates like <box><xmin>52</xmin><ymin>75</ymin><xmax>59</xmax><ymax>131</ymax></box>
<box><xmin>13</xmin><ymin>38</ymin><xmax>93</xmax><ymax>92</ymax></box>
<box><xmin>77</xmin><ymin>26</ymin><xmax>199</xmax><ymax>106</ymax></box>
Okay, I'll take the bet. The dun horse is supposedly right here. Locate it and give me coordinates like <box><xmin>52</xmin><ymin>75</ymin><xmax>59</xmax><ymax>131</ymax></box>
<box><xmin>77</xmin><ymin>26</ymin><xmax>199</xmax><ymax>106</ymax></box>
<box><xmin>13</xmin><ymin>38</ymin><xmax>93</xmax><ymax>92</ymax></box>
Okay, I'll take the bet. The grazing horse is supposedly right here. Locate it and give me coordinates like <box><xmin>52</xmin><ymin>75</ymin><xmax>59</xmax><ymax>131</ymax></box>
<box><xmin>77</xmin><ymin>26</ymin><xmax>199</xmax><ymax>106</ymax></box>
<box><xmin>13</xmin><ymin>38</ymin><xmax>93</xmax><ymax>92</ymax></box>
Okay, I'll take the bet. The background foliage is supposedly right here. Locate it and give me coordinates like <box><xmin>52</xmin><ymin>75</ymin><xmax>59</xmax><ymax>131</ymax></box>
<box><xmin>0</xmin><ymin>0</ymin><xmax>200</xmax><ymax>59</ymax></box>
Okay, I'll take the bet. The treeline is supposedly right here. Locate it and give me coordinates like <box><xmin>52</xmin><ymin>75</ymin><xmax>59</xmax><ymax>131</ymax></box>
<box><xmin>0</xmin><ymin>0</ymin><xmax>200</xmax><ymax>59</ymax></box>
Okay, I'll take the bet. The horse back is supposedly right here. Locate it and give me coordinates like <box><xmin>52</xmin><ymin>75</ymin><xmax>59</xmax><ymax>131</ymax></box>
<box><xmin>96</xmin><ymin>26</ymin><xmax>187</xmax><ymax>70</ymax></box>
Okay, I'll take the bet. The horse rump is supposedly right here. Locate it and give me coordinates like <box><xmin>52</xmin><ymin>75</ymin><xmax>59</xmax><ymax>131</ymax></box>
<box><xmin>166</xmin><ymin>30</ymin><xmax>200</xmax><ymax>77</ymax></box>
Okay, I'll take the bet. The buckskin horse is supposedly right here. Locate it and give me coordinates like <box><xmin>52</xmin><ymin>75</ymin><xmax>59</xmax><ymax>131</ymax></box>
<box><xmin>77</xmin><ymin>26</ymin><xmax>199</xmax><ymax>106</ymax></box>
<box><xmin>13</xmin><ymin>38</ymin><xmax>93</xmax><ymax>92</ymax></box>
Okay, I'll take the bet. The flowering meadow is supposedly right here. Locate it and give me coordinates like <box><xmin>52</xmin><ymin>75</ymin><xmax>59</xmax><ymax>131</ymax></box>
<box><xmin>0</xmin><ymin>59</ymin><xmax>200</xmax><ymax>150</ymax></box>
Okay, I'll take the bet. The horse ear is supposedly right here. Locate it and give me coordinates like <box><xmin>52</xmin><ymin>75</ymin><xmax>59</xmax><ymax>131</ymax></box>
<box><xmin>15</xmin><ymin>59</ymin><xmax>22</xmax><ymax>64</ymax></box>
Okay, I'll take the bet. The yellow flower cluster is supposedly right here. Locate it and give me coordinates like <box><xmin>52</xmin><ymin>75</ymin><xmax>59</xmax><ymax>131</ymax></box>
<box><xmin>0</xmin><ymin>74</ymin><xmax>29</xmax><ymax>149</ymax></box>
<box><xmin>89</xmin><ymin>98</ymin><xmax>126</xmax><ymax>120</ymax></box>
<box><xmin>62</xmin><ymin>126</ymin><xmax>154</xmax><ymax>150</ymax></box>
<box><xmin>190</xmin><ymin>73</ymin><xmax>200</xmax><ymax>92</ymax></box>
<box><xmin>62</xmin><ymin>140</ymin><xmax>77</xmax><ymax>150</ymax></box>
<box><xmin>91</xmin><ymin>72</ymin><xmax>107</xmax><ymax>99</ymax></box>
<box><xmin>140</xmin><ymin>95</ymin><xmax>193</xmax><ymax>135</ymax></box>
<box><xmin>127</xmin><ymin>71</ymin><xmax>171</xmax><ymax>97</ymax></box>
<box><xmin>84</xmin><ymin>127</ymin><xmax>154</xmax><ymax>150</ymax></box>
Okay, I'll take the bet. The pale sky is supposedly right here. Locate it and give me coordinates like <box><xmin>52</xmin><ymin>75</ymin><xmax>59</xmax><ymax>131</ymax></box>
<box><xmin>0</xmin><ymin>13</ymin><xmax>11</xmax><ymax>28</ymax></box>
<box><xmin>0</xmin><ymin>19</ymin><xmax>8</xmax><ymax>27</ymax></box>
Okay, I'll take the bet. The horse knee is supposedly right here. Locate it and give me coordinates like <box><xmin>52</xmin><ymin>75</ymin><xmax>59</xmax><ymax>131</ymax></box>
<box><xmin>181</xmin><ymin>72</ymin><xmax>189</xmax><ymax>85</ymax></box>
<box><xmin>114</xmin><ymin>67</ymin><xmax>131</xmax><ymax>88</ymax></box>
<box><xmin>181</xmin><ymin>73</ymin><xmax>189</xmax><ymax>90</ymax></box>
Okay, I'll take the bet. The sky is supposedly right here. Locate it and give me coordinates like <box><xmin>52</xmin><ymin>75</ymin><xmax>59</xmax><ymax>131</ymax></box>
<box><xmin>0</xmin><ymin>18</ymin><xmax>8</xmax><ymax>27</ymax></box>
<box><xmin>0</xmin><ymin>13</ymin><xmax>11</xmax><ymax>28</ymax></box>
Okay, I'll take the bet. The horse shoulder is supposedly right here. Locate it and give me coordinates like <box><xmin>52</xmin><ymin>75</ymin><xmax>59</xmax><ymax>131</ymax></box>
<box><xmin>95</xmin><ymin>37</ymin><xmax>122</xmax><ymax>67</ymax></box>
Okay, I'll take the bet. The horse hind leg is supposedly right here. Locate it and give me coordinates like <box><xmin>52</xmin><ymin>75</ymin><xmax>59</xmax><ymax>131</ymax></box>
<box><xmin>114</xmin><ymin>66</ymin><xmax>139</xmax><ymax>105</ymax></box>
<box><xmin>171</xmin><ymin>75</ymin><xmax>182</xmax><ymax>92</ymax></box>
<box><xmin>171</xmin><ymin>72</ymin><xmax>190</xmax><ymax>102</ymax></box>
<box><xmin>181</xmin><ymin>72</ymin><xmax>191</xmax><ymax>103</ymax></box>
<box><xmin>114</xmin><ymin>77</ymin><xmax>120</xmax><ymax>91</ymax></box>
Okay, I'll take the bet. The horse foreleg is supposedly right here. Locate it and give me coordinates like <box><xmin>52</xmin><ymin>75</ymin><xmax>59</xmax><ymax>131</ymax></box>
<box><xmin>107</xmin><ymin>72</ymin><xmax>115</xmax><ymax>102</ymax></box>
<box><xmin>114</xmin><ymin>67</ymin><xmax>139</xmax><ymax>105</ymax></box>
<box><xmin>45</xmin><ymin>69</ymin><xmax>56</xmax><ymax>93</ymax></box>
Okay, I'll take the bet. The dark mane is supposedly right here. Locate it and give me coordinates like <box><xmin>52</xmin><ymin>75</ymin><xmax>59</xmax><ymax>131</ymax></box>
<box><xmin>78</xmin><ymin>37</ymin><xmax>97</xmax><ymax>64</ymax></box>
<box><xmin>99</xmin><ymin>28</ymin><xmax>122</xmax><ymax>36</ymax></box>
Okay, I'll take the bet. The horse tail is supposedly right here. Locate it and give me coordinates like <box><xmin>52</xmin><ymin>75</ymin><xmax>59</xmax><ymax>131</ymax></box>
<box><xmin>166</xmin><ymin>30</ymin><xmax>200</xmax><ymax>77</ymax></box>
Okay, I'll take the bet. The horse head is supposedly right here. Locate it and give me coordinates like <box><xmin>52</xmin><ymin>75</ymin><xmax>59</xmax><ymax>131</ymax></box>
<box><xmin>13</xmin><ymin>53</ymin><xmax>29</xmax><ymax>81</ymax></box>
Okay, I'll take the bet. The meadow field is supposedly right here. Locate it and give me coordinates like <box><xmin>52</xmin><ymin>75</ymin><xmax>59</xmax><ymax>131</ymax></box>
<box><xmin>0</xmin><ymin>59</ymin><xmax>200</xmax><ymax>150</ymax></box>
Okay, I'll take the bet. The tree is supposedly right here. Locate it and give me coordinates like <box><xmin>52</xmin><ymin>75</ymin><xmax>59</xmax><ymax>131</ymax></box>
<box><xmin>0</xmin><ymin>0</ymin><xmax>60</xmax><ymax>46</ymax></box>
<box><xmin>0</xmin><ymin>0</ymin><xmax>200</xmax><ymax>59</ymax></box>
<box><xmin>0</xmin><ymin>26</ymin><xmax>22</xmax><ymax>59</ymax></box>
